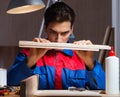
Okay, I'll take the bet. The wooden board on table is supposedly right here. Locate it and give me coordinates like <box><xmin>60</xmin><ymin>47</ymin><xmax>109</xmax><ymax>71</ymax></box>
<box><xmin>19</xmin><ymin>41</ymin><xmax>111</xmax><ymax>51</ymax></box>
<box><xmin>34</xmin><ymin>90</ymin><xmax>101</xmax><ymax>96</ymax></box>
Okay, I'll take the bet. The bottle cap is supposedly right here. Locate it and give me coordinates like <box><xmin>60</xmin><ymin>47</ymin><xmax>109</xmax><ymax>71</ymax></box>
<box><xmin>109</xmin><ymin>46</ymin><xmax>116</xmax><ymax>56</ymax></box>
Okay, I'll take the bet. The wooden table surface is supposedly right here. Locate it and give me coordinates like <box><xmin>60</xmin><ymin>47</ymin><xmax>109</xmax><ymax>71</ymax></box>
<box><xmin>1</xmin><ymin>92</ymin><xmax>120</xmax><ymax>97</ymax></box>
<box><xmin>0</xmin><ymin>95</ymin><xmax>19</xmax><ymax>97</ymax></box>
<box><xmin>1</xmin><ymin>94</ymin><xmax>120</xmax><ymax>97</ymax></box>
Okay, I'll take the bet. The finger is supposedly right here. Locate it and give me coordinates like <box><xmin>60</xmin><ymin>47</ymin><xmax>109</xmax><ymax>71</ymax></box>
<box><xmin>39</xmin><ymin>38</ymin><xmax>50</xmax><ymax>43</ymax></box>
<box><xmin>74</xmin><ymin>40</ymin><xmax>93</xmax><ymax>45</ymax></box>
<box><xmin>74</xmin><ymin>40</ymin><xmax>86</xmax><ymax>45</ymax></box>
<box><xmin>33</xmin><ymin>37</ymin><xmax>40</xmax><ymax>42</ymax></box>
<box><xmin>86</xmin><ymin>40</ymin><xmax>93</xmax><ymax>45</ymax></box>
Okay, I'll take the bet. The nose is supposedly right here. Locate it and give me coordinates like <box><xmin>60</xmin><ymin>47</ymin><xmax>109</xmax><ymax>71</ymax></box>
<box><xmin>56</xmin><ymin>34</ymin><xmax>62</xmax><ymax>42</ymax></box>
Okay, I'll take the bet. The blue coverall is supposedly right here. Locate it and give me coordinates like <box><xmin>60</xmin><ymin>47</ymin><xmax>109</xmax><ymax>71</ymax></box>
<box><xmin>7</xmin><ymin>49</ymin><xmax>105</xmax><ymax>90</ymax></box>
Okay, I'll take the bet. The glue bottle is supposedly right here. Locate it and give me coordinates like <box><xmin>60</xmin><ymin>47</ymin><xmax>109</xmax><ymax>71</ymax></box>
<box><xmin>105</xmin><ymin>47</ymin><xmax>119</xmax><ymax>94</ymax></box>
<box><xmin>0</xmin><ymin>68</ymin><xmax>7</xmax><ymax>87</ymax></box>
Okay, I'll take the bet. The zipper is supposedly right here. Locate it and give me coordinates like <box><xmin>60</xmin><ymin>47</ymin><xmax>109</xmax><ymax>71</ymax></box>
<box><xmin>55</xmin><ymin>51</ymin><xmax>58</xmax><ymax>62</ymax></box>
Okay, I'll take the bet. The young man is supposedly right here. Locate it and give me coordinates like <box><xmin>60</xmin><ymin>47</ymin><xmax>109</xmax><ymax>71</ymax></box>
<box><xmin>7</xmin><ymin>2</ymin><xmax>105</xmax><ymax>90</ymax></box>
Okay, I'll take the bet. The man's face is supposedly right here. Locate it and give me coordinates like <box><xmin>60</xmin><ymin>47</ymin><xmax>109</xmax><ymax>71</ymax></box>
<box><xmin>45</xmin><ymin>21</ymin><xmax>73</xmax><ymax>43</ymax></box>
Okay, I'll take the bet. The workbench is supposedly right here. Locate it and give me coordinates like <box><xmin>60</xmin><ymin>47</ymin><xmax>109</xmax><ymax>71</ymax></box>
<box><xmin>1</xmin><ymin>92</ymin><xmax>120</xmax><ymax>97</ymax></box>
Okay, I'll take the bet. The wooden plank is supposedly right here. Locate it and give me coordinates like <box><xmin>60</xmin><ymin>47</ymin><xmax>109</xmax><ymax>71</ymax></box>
<box><xmin>34</xmin><ymin>90</ymin><xmax>101</xmax><ymax>96</ymax></box>
<box><xmin>19</xmin><ymin>41</ymin><xmax>111</xmax><ymax>51</ymax></box>
<box><xmin>20</xmin><ymin>75</ymin><xmax>39</xmax><ymax>97</ymax></box>
<box><xmin>19</xmin><ymin>75</ymin><xmax>120</xmax><ymax>97</ymax></box>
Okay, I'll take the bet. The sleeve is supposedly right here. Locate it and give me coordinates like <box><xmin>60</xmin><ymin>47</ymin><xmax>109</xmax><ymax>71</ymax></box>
<box><xmin>86</xmin><ymin>59</ymin><xmax>105</xmax><ymax>90</ymax></box>
<box><xmin>7</xmin><ymin>52</ymin><xmax>34</xmax><ymax>86</ymax></box>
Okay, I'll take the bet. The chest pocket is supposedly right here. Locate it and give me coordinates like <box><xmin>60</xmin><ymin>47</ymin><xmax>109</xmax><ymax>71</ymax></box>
<box><xmin>68</xmin><ymin>70</ymin><xmax>86</xmax><ymax>88</ymax></box>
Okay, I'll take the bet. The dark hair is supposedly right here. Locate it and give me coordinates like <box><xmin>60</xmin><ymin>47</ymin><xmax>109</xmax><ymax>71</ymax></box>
<box><xmin>44</xmin><ymin>2</ymin><xmax>76</xmax><ymax>28</ymax></box>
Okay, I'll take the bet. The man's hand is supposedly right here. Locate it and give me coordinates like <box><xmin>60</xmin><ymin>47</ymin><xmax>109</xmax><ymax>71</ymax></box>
<box><xmin>73</xmin><ymin>40</ymin><xmax>94</xmax><ymax>70</ymax></box>
<box><xmin>27</xmin><ymin>37</ymin><xmax>51</xmax><ymax>68</ymax></box>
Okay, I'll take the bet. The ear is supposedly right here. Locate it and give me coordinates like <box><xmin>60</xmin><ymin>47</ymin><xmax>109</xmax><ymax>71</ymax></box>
<box><xmin>44</xmin><ymin>25</ymin><xmax>49</xmax><ymax>38</ymax></box>
<box><xmin>70</xmin><ymin>26</ymin><xmax>74</xmax><ymax>34</ymax></box>
<box><xmin>69</xmin><ymin>26</ymin><xmax>75</xmax><ymax>41</ymax></box>
<box><xmin>71</xmin><ymin>26</ymin><xmax>74</xmax><ymax>30</ymax></box>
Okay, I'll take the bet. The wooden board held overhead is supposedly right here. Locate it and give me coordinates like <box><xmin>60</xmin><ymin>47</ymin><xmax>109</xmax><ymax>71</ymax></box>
<box><xmin>19</xmin><ymin>41</ymin><xmax>111</xmax><ymax>51</ymax></box>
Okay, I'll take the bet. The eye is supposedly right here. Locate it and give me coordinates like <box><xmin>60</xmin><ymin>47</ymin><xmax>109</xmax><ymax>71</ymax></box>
<box><xmin>61</xmin><ymin>31</ymin><xmax>69</xmax><ymax>36</ymax></box>
<box><xmin>49</xmin><ymin>30</ymin><xmax>56</xmax><ymax>35</ymax></box>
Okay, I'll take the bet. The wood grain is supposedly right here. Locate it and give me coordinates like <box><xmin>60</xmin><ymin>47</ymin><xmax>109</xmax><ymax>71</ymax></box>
<box><xmin>19</xmin><ymin>41</ymin><xmax>111</xmax><ymax>51</ymax></box>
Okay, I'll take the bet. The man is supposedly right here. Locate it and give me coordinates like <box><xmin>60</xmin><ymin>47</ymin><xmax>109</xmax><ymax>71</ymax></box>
<box><xmin>7</xmin><ymin>2</ymin><xmax>105</xmax><ymax>90</ymax></box>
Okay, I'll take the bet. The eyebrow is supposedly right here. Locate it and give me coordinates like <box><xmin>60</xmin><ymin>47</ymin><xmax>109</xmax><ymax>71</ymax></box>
<box><xmin>49</xmin><ymin>28</ymin><xmax>70</xmax><ymax>33</ymax></box>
